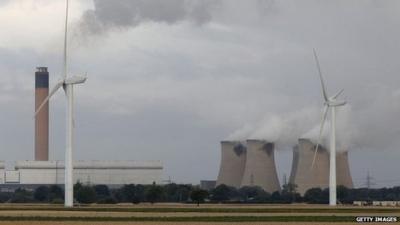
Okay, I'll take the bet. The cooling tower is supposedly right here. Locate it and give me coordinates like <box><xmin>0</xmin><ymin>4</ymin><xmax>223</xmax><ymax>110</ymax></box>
<box><xmin>216</xmin><ymin>141</ymin><xmax>246</xmax><ymax>188</ymax></box>
<box><xmin>289</xmin><ymin>138</ymin><xmax>353</xmax><ymax>195</ymax></box>
<box><xmin>35</xmin><ymin>67</ymin><xmax>49</xmax><ymax>161</ymax></box>
<box><xmin>336</xmin><ymin>151</ymin><xmax>354</xmax><ymax>188</ymax></box>
<box><xmin>240</xmin><ymin>140</ymin><xmax>281</xmax><ymax>193</ymax></box>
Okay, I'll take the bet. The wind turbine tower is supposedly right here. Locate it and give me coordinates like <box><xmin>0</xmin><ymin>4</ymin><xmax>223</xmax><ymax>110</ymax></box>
<box><xmin>35</xmin><ymin>0</ymin><xmax>87</xmax><ymax>207</ymax></box>
<box><xmin>311</xmin><ymin>49</ymin><xmax>346</xmax><ymax>206</ymax></box>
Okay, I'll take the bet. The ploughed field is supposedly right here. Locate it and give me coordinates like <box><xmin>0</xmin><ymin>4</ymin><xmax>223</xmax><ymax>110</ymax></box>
<box><xmin>0</xmin><ymin>203</ymin><xmax>397</xmax><ymax>224</ymax></box>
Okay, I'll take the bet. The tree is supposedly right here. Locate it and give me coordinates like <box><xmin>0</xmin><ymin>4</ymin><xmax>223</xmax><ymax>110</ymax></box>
<box><xmin>337</xmin><ymin>185</ymin><xmax>350</xmax><ymax>204</ymax></box>
<box><xmin>269</xmin><ymin>191</ymin><xmax>282</xmax><ymax>203</ymax></box>
<box><xmin>0</xmin><ymin>192</ymin><xmax>12</xmax><ymax>203</ymax></box>
<box><xmin>74</xmin><ymin>182</ymin><xmax>83</xmax><ymax>194</ymax></box>
<box><xmin>190</xmin><ymin>189</ymin><xmax>208</xmax><ymax>206</ymax></box>
<box><xmin>304</xmin><ymin>188</ymin><xmax>323</xmax><ymax>203</ymax></box>
<box><xmin>114</xmin><ymin>184</ymin><xmax>145</xmax><ymax>204</ymax></box>
<box><xmin>121</xmin><ymin>184</ymin><xmax>137</xmax><ymax>203</ymax></box>
<box><xmin>75</xmin><ymin>185</ymin><xmax>97</xmax><ymax>204</ymax></box>
<box><xmin>177</xmin><ymin>184</ymin><xmax>193</xmax><ymax>202</ymax></box>
<box><xmin>49</xmin><ymin>185</ymin><xmax>64</xmax><ymax>201</ymax></box>
<box><xmin>94</xmin><ymin>185</ymin><xmax>113</xmax><ymax>204</ymax></box>
<box><xmin>10</xmin><ymin>188</ymin><xmax>33</xmax><ymax>203</ymax></box>
<box><xmin>210</xmin><ymin>184</ymin><xmax>236</xmax><ymax>202</ymax></box>
<box><xmin>163</xmin><ymin>183</ymin><xmax>193</xmax><ymax>202</ymax></box>
<box><xmin>34</xmin><ymin>186</ymin><xmax>50</xmax><ymax>202</ymax></box>
<box><xmin>238</xmin><ymin>186</ymin><xmax>270</xmax><ymax>203</ymax></box>
<box><xmin>304</xmin><ymin>187</ymin><xmax>329</xmax><ymax>204</ymax></box>
<box><xmin>94</xmin><ymin>185</ymin><xmax>110</xmax><ymax>197</ymax></box>
<box><xmin>281</xmin><ymin>183</ymin><xmax>300</xmax><ymax>203</ymax></box>
<box><xmin>164</xmin><ymin>183</ymin><xmax>179</xmax><ymax>202</ymax></box>
<box><xmin>145</xmin><ymin>183</ymin><xmax>164</xmax><ymax>204</ymax></box>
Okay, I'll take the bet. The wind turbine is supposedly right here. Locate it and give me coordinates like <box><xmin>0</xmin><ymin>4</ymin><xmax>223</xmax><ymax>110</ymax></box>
<box><xmin>35</xmin><ymin>0</ymin><xmax>87</xmax><ymax>207</ymax></box>
<box><xmin>311</xmin><ymin>49</ymin><xmax>346</xmax><ymax>206</ymax></box>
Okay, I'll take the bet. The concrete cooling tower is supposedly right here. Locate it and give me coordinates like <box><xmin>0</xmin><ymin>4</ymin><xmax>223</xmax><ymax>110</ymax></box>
<box><xmin>289</xmin><ymin>138</ymin><xmax>353</xmax><ymax>195</ymax></box>
<box><xmin>216</xmin><ymin>141</ymin><xmax>247</xmax><ymax>188</ymax></box>
<box><xmin>336</xmin><ymin>151</ymin><xmax>353</xmax><ymax>188</ymax></box>
<box><xmin>240</xmin><ymin>140</ymin><xmax>281</xmax><ymax>193</ymax></box>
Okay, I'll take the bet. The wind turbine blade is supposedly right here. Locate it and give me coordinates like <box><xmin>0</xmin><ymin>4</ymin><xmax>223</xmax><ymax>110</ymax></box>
<box><xmin>332</xmin><ymin>89</ymin><xmax>344</xmax><ymax>99</ymax></box>
<box><xmin>313</xmin><ymin>49</ymin><xmax>328</xmax><ymax>102</ymax></box>
<box><xmin>34</xmin><ymin>80</ymin><xmax>64</xmax><ymax>117</ymax></box>
<box><xmin>63</xmin><ymin>0</ymin><xmax>69</xmax><ymax>79</ymax></box>
<box><xmin>311</xmin><ymin>105</ymin><xmax>329</xmax><ymax>168</ymax></box>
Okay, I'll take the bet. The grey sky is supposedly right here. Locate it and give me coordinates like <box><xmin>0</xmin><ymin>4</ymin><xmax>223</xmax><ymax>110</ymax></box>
<box><xmin>0</xmin><ymin>0</ymin><xmax>400</xmax><ymax>188</ymax></box>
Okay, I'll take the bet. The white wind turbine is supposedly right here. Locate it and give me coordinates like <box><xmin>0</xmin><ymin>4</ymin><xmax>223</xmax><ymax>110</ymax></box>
<box><xmin>311</xmin><ymin>49</ymin><xmax>346</xmax><ymax>206</ymax></box>
<box><xmin>35</xmin><ymin>0</ymin><xmax>87</xmax><ymax>207</ymax></box>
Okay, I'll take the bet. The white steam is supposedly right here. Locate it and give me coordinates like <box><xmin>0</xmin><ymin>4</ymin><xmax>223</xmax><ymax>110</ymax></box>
<box><xmin>227</xmin><ymin>107</ymin><xmax>320</xmax><ymax>149</ymax></box>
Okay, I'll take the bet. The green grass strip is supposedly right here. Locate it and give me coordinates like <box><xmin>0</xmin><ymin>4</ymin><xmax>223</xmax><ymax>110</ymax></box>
<box><xmin>0</xmin><ymin>216</ymin><xmax>355</xmax><ymax>222</ymax></box>
<box><xmin>0</xmin><ymin>207</ymin><xmax>397</xmax><ymax>214</ymax></box>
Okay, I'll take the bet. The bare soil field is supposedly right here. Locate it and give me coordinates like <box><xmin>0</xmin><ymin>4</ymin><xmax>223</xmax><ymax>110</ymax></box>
<box><xmin>0</xmin><ymin>222</ymin><xmax>390</xmax><ymax>225</ymax></box>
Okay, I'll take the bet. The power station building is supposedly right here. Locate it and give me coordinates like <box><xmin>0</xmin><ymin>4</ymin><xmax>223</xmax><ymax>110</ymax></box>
<box><xmin>0</xmin><ymin>160</ymin><xmax>162</xmax><ymax>187</ymax></box>
<box><xmin>216</xmin><ymin>140</ymin><xmax>281</xmax><ymax>193</ymax></box>
<box><xmin>289</xmin><ymin>139</ymin><xmax>353</xmax><ymax>195</ymax></box>
<box><xmin>4</xmin><ymin>67</ymin><xmax>165</xmax><ymax>188</ymax></box>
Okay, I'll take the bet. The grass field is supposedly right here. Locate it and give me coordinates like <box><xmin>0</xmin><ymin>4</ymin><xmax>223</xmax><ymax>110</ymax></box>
<box><xmin>0</xmin><ymin>203</ymin><xmax>396</xmax><ymax>224</ymax></box>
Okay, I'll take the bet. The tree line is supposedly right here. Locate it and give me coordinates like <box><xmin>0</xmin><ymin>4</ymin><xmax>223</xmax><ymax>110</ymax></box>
<box><xmin>1</xmin><ymin>182</ymin><xmax>400</xmax><ymax>205</ymax></box>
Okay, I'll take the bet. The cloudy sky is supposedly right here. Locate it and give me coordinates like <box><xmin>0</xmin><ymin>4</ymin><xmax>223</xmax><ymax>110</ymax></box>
<box><xmin>0</xmin><ymin>0</ymin><xmax>400</xmax><ymax>187</ymax></box>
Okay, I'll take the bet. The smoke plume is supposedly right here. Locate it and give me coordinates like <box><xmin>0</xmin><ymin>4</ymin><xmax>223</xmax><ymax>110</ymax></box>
<box><xmin>227</xmin><ymin>107</ymin><xmax>321</xmax><ymax>149</ymax></box>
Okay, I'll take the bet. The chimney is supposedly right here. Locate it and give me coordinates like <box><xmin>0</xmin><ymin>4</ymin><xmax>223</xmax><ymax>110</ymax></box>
<box><xmin>35</xmin><ymin>67</ymin><xmax>49</xmax><ymax>161</ymax></box>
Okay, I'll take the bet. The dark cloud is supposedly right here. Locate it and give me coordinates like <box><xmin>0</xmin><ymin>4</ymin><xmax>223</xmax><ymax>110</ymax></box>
<box><xmin>79</xmin><ymin>0</ymin><xmax>220</xmax><ymax>35</ymax></box>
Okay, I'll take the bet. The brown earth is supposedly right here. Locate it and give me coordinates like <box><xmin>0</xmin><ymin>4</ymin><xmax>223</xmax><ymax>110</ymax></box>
<box><xmin>0</xmin><ymin>222</ymin><xmax>389</xmax><ymax>225</ymax></box>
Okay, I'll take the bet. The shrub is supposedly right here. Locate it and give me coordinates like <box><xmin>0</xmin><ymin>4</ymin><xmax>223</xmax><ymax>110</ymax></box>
<box><xmin>34</xmin><ymin>186</ymin><xmax>50</xmax><ymax>202</ymax></box>
<box><xmin>75</xmin><ymin>185</ymin><xmax>97</xmax><ymax>204</ymax></box>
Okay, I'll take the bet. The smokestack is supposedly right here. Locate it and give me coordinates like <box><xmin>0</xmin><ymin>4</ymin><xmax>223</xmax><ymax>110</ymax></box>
<box><xmin>35</xmin><ymin>67</ymin><xmax>49</xmax><ymax>161</ymax></box>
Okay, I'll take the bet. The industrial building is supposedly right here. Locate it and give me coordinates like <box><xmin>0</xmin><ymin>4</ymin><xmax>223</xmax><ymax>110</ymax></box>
<box><xmin>0</xmin><ymin>160</ymin><xmax>163</xmax><ymax>187</ymax></box>
<box><xmin>200</xmin><ymin>180</ymin><xmax>216</xmax><ymax>191</ymax></box>
<box><xmin>289</xmin><ymin>138</ymin><xmax>353</xmax><ymax>195</ymax></box>
<box><xmin>24</xmin><ymin>67</ymin><xmax>164</xmax><ymax>188</ymax></box>
<box><xmin>216</xmin><ymin>140</ymin><xmax>281</xmax><ymax>193</ymax></box>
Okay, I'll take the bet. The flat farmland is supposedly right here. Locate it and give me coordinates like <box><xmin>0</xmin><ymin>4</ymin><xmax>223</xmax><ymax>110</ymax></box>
<box><xmin>0</xmin><ymin>222</ymin><xmax>396</xmax><ymax>225</ymax></box>
<box><xmin>0</xmin><ymin>204</ymin><xmax>396</xmax><ymax>224</ymax></box>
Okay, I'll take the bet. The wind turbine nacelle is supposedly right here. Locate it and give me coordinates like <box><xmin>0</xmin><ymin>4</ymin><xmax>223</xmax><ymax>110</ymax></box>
<box><xmin>64</xmin><ymin>76</ymin><xmax>87</xmax><ymax>85</ymax></box>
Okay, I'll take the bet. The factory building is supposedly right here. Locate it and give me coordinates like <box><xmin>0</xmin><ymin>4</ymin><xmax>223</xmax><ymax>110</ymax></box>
<box><xmin>0</xmin><ymin>160</ymin><xmax>163</xmax><ymax>187</ymax></box>
<box><xmin>289</xmin><ymin>138</ymin><xmax>353</xmax><ymax>195</ymax></box>
<box><xmin>25</xmin><ymin>67</ymin><xmax>164</xmax><ymax>189</ymax></box>
<box><xmin>200</xmin><ymin>180</ymin><xmax>216</xmax><ymax>191</ymax></box>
